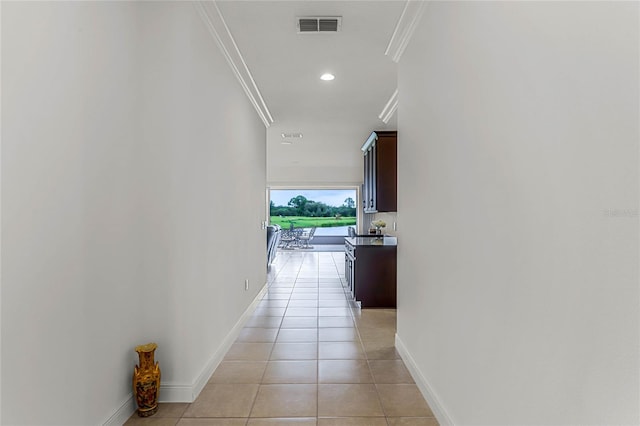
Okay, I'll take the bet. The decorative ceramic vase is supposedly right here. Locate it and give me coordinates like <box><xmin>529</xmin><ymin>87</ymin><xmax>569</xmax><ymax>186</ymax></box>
<box><xmin>133</xmin><ymin>343</ymin><xmax>161</xmax><ymax>417</ymax></box>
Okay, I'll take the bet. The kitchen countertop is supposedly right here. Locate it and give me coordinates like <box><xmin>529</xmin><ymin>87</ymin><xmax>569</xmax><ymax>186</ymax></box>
<box><xmin>344</xmin><ymin>236</ymin><xmax>397</xmax><ymax>247</ymax></box>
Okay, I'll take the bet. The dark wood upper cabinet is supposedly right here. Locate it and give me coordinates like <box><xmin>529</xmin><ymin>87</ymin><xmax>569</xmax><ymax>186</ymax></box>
<box><xmin>362</xmin><ymin>131</ymin><xmax>397</xmax><ymax>213</ymax></box>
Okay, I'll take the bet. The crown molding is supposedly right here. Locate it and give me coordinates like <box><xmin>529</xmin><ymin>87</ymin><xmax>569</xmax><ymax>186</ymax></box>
<box><xmin>194</xmin><ymin>1</ymin><xmax>274</xmax><ymax>128</ymax></box>
<box><xmin>385</xmin><ymin>0</ymin><xmax>428</xmax><ymax>63</ymax></box>
<box><xmin>379</xmin><ymin>88</ymin><xmax>399</xmax><ymax>124</ymax></box>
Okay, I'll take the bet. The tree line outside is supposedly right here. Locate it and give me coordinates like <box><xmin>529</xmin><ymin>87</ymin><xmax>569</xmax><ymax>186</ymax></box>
<box><xmin>270</xmin><ymin>195</ymin><xmax>356</xmax><ymax>228</ymax></box>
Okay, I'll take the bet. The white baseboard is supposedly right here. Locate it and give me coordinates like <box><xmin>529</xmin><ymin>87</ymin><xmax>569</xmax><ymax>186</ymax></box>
<box><xmin>102</xmin><ymin>283</ymin><xmax>269</xmax><ymax>425</ymax></box>
<box><xmin>102</xmin><ymin>394</ymin><xmax>135</xmax><ymax>426</ymax></box>
<box><xmin>186</xmin><ymin>282</ymin><xmax>269</xmax><ymax>402</ymax></box>
<box><xmin>395</xmin><ymin>333</ymin><xmax>455</xmax><ymax>426</ymax></box>
<box><xmin>158</xmin><ymin>383</ymin><xmax>193</xmax><ymax>403</ymax></box>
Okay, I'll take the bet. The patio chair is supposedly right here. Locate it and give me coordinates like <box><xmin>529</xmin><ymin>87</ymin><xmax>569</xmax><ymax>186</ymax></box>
<box><xmin>298</xmin><ymin>227</ymin><xmax>316</xmax><ymax>249</ymax></box>
<box><xmin>279</xmin><ymin>229</ymin><xmax>300</xmax><ymax>249</ymax></box>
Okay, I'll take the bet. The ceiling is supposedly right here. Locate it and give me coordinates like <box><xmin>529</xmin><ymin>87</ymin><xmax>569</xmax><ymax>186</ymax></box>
<box><xmin>216</xmin><ymin>1</ymin><xmax>405</xmax><ymax>185</ymax></box>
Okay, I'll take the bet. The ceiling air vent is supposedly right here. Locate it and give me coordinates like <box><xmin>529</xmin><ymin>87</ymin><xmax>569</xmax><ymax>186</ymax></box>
<box><xmin>297</xmin><ymin>17</ymin><xmax>342</xmax><ymax>33</ymax></box>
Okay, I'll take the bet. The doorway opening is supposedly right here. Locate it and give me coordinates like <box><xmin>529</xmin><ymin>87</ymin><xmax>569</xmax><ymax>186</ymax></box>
<box><xmin>269</xmin><ymin>188</ymin><xmax>358</xmax><ymax>247</ymax></box>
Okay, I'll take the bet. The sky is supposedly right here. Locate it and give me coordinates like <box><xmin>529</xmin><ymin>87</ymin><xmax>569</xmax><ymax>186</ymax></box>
<box><xmin>270</xmin><ymin>189</ymin><xmax>356</xmax><ymax>207</ymax></box>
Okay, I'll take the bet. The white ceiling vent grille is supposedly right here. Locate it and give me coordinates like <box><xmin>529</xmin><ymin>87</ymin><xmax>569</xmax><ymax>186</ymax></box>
<box><xmin>297</xmin><ymin>17</ymin><xmax>342</xmax><ymax>33</ymax></box>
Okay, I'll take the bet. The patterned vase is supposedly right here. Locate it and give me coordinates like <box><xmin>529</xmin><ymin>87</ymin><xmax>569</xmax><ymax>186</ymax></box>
<box><xmin>133</xmin><ymin>343</ymin><xmax>161</xmax><ymax>417</ymax></box>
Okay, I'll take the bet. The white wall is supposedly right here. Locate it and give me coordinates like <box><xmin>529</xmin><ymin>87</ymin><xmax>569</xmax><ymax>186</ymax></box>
<box><xmin>266</xmin><ymin>121</ymin><xmax>396</xmax><ymax>187</ymax></box>
<box><xmin>2</xmin><ymin>2</ymin><xmax>266</xmax><ymax>425</ymax></box>
<box><xmin>397</xmin><ymin>2</ymin><xmax>639</xmax><ymax>425</ymax></box>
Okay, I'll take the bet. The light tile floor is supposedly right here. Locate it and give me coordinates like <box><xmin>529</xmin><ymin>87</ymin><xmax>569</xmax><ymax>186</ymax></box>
<box><xmin>125</xmin><ymin>251</ymin><xmax>438</xmax><ymax>426</ymax></box>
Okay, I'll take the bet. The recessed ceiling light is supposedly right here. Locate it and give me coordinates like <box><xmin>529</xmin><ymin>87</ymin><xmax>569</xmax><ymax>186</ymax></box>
<box><xmin>320</xmin><ymin>73</ymin><xmax>335</xmax><ymax>81</ymax></box>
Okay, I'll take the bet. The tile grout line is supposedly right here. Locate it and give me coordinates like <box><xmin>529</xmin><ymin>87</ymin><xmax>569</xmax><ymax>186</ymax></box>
<box><xmin>342</xmin><ymin>242</ymin><xmax>394</xmax><ymax>425</ymax></box>
<box><xmin>175</xmin><ymin>251</ymin><xmax>428</xmax><ymax>425</ymax></box>
<box><xmin>248</xmin><ymin>251</ymin><xmax>298</xmax><ymax>422</ymax></box>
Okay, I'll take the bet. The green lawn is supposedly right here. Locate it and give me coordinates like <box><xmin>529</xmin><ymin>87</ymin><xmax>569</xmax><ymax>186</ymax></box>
<box><xmin>270</xmin><ymin>216</ymin><xmax>356</xmax><ymax>229</ymax></box>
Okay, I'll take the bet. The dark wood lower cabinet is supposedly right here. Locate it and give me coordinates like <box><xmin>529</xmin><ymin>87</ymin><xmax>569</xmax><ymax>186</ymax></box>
<box><xmin>345</xmin><ymin>239</ymin><xmax>396</xmax><ymax>308</ymax></box>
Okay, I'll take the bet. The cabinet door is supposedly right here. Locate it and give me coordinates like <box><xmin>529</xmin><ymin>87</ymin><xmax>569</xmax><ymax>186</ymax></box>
<box><xmin>344</xmin><ymin>253</ymin><xmax>349</xmax><ymax>288</ymax></box>
<box><xmin>364</xmin><ymin>144</ymin><xmax>377</xmax><ymax>213</ymax></box>
<box><xmin>363</xmin><ymin>151</ymin><xmax>369</xmax><ymax>210</ymax></box>
<box><xmin>371</xmin><ymin>142</ymin><xmax>377</xmax><ymax>212</ymax></box>
<box><xmin>374</xmin><ymin>132</ymin><xmax>397</xmax><ymax>212</ymax></box>
<box><xmin>344</xmin><ymin>247</ymin><xmax>356</xmax><ymax>299</ymax></box>
<box><xmin>350</xmin><ymin>258</ymin><xmax>355</xmax><ymax>297</ymax></box>
<box><xmin>353</xmin><ymin>246</ymin><xmax>397</xmax><ymax>308</ymax></box>
<box><xmin>362</xmin><ymin>131</ymin><xmax>396</xmax><ymax>213</ymax></box>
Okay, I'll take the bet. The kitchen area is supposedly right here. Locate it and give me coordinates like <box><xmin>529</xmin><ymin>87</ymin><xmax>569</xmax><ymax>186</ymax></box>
<box><xmin>345</xmin><ymin>130</ymin><xmax>398</xmax><ymax>308</ymax></box>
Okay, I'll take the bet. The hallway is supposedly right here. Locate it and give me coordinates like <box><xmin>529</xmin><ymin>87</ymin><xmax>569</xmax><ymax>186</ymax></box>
<box><xmin>125</xmin><ymin>251</ymin><xmax>437</xmax><ymax>425</ymax></box>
